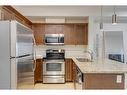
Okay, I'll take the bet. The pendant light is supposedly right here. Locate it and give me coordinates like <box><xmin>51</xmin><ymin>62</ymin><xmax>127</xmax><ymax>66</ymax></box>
<box><xmin>112</xmin><ymin>6</ymin><xmax>117</xmax><ymax>25</ymax></box>
<box><xmin>100</xmin><ymin>6</ymin><xmax>103</xmax><ymax>31</ymax></box>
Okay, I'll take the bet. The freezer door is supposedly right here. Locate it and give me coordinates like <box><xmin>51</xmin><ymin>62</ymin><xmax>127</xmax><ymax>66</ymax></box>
<box><xmin>16</xmin><ymin>23</ymin><xmax>34</xmax><ymax>57</ymax></box>
<box><xmin>17</xmin><ymin>55</ymin><xmax>34</xmax><ymax>88</ymax></box>
<box><xmin>10</xmin><ymin>21</ymin><xmax>34</xmax><ymax>58</ymax></box>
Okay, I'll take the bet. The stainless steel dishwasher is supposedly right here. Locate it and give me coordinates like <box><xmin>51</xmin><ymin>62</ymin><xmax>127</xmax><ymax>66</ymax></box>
<box><xmin>75</xmin><ymin>67</ymin><xmax>83</xmax><ymax>89</ymax></box>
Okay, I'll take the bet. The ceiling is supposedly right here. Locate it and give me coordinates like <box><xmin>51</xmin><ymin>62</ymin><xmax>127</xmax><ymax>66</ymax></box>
<box><xmin>12</xmin><ymin>6</ymin><xmax>127</xmax><ymax>23</ymax></box>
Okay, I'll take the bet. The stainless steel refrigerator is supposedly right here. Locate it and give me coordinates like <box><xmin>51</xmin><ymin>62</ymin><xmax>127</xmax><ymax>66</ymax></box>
<box><xmin>0</xmin><ymin>21</ymin><xmax>36</xmax><ymax>89</ymax></box>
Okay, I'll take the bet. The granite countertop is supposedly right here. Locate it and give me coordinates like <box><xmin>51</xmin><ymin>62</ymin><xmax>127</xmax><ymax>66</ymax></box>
<box><xmin>72</xmin><ymin>57</ymin><xmax>127</xmax><ymax>74</ymax></box>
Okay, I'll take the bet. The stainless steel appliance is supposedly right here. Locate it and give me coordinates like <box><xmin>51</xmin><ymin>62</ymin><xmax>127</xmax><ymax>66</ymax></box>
<box><xmin>45</xmin><ymin>34</ymin><xmax>64</xmax><ymax>45</ymax></box>
<box><xmin>0</xmin><ymin>21</ymin><xmax>36</xmax><ymax>89</ymax></box>
<box><xmin>43</xmin><ymin>49</ymin><xmax>65</xmax><ymax>83</ymax></box>
<box><xmin>108</xmin><ymin>54</ymin><xmax>124</xmax><ymax>63</ymax></box>
<box><xmin>75</xmin><ymin>67</ymin><xmax>83</xmax><ymax>89</ymax></box>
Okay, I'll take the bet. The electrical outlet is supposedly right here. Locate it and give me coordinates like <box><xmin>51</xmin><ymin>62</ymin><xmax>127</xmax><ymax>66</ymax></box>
<box><xmin>116</xmin><ymin>75</ymin><xmax>122</xmax><ymax>83</ymax></box>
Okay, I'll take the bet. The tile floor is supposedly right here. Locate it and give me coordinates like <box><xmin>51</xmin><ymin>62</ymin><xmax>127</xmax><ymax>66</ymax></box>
<box><xmin>18</xmin><ymin>82</ymin><xmax>74</xmax><ymax>90</ymax></box>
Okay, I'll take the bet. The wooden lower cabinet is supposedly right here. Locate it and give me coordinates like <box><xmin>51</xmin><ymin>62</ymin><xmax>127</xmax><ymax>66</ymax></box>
<box><xmin>65</xmin><ymin>59</ymin><xmax>73</xmax><ymax>82</ymax></box>
<box><xmin>34</xmin><ymin>59</ymin><xmax>43</xmax><ymax>83</ymax></box>
<box><xmin>83</xmin><ymin>73</ymin><xmax>124</xmax><ymax>89</ymax></box>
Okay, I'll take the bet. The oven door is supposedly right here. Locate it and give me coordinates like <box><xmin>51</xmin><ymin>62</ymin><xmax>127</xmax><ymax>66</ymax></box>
<box><xmin>43</xmin><ymin>60</ymin><xmax>65</xmax><ymax>75</ymax></box>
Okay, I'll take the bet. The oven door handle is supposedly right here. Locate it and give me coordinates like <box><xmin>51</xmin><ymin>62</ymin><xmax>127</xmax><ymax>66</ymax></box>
<box><xmin>45</xmin><ymin>62</ymin><xmax>64</xmax><ymax>64</ymax></box>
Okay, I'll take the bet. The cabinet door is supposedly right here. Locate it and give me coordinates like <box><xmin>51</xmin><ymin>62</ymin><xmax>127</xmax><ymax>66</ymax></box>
<box><xmin>75</xmin><ymin>24</ymin><xmax>88</xmax><ymax>45</ymax></box>
<box><xmin>32</xmin><ymin>24</ymin><xmax>45</xmax><ymax>45</ymax></box>
<box><xmin>34</xmin><ymin>59</ymin><xmax>42</xmax><ymax>83</ymax></box>
<box><xmin>2</xmin><ymin>8</ymin><xmax>14</xmax><ymax>20</ymax></box>
<box><xmin>64</xmin><ymin>24</ymin><xmax>88</xmax><ymax>45</ymax></box>
<box><xmin>45</xmin><ymin>24</ymin><xmax>64</xmax><ymax>34</ymax></box>
<box><xmin>64</xmin><ymin>24</ymin><xmax>75</xmax><ymax>45</ymax></box>
<box><xmin>65</xmin><ymin>59</ymin><xmax>73</xmax><ymax>82</ymax></box>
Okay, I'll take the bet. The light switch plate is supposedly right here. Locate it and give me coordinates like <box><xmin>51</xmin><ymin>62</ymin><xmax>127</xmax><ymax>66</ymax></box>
<box><xmin>116</xmin><ymin>75</ymin><xmax>122</xmax><ymax>83</ymax></box>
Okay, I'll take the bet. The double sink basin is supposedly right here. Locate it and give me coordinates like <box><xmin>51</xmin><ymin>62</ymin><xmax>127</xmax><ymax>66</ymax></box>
<box><xmin>76</xmin><ymin>58</ymin><xmax>92</xmax><ymax>62</ymax></box>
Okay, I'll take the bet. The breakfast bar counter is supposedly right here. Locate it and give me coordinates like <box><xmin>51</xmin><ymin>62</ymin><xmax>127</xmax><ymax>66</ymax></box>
<box><xmin>72</xmin><ymin>58</ymin><xmax>127</xmax><ymax>89</ymax></box>
<box><xmin>72</xmin><ymin>58</ymin><xmax>127</xmax><ymax>74</ymax></box>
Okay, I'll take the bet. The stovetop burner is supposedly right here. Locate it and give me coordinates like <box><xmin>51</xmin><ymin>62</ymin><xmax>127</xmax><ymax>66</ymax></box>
<box><xmin>45</xmin><ymin>49</ymin><xmax>65</xmax><ymax>60</ymax></box>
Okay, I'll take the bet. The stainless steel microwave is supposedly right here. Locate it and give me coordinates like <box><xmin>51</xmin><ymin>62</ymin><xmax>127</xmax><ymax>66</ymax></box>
<box><xmin>45</xmin><ymin>34</ymin><xmax>64</xmax><ymax>45</ymax></box>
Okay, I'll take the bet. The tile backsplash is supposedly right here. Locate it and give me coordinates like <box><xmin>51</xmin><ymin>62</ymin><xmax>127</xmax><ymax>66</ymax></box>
<box><xmin>35</xmin><ymin>45</ymin><xmax>88</xmax><ymax>59</ymax></box>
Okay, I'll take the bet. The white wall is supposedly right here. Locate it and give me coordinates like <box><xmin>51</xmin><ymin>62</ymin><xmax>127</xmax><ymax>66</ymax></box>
<box><xmin>105</xmin><ymin>31</ymin><xmax>124</xmax><ymax>57</ymax></box>
<box><xmin>92</xmin><ymin>23</ymin><xmax>127</xmax><ymax>63</ymax></box>
<box><xmin>14</xmin><ymin>6</ymin><xmax>127</xmax><ymax>17</ymax></box>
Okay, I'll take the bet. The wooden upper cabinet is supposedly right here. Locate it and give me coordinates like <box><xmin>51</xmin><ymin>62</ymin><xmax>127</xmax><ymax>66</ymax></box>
<box><xmin>64</xmin><ymin>24</ymin><xmax>75</xmax><ymax>45</ymax></box>
<box><xmin>1</xmin><ymin>6</ymin><xmax>32</xmax><ymax>28</ymax></box>
<box><xmin>45</xmin><ymin>24</ymin><xmax>64</xmax><ymax>34</ymax></box>
<box><xmin>32</xmin><ymin>24</ymin><xmax>45</xmax><ymax>45</ymax></box>
<box><xmin>64</xmin><ymin>24</ymin><xmax>88</xmax><ymax>45</ymax></box>
<box><xmin>2</xmin><ymin>8</ymin><xmax>14</xmax><ymax>20</ymax></box>
<box><xmin>32</xmin><ymin>23</ymin><xmax>88</xmax><ymax>45</ymax></box>
<box><xmin>75</xmin><ymin>24</ymin><xmax>88</xmax><ymax>45</ymax></box>
<box><xmin>14</xmin><ymin>14</ymin><xmax>24</xmax><ymax>23</ymax></box>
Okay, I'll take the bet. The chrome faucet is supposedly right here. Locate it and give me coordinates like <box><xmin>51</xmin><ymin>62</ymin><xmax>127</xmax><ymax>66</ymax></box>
<box><xmin>84</xmin><ymin>49</ymin><xmax>94</xmax><ymax>61</ymax></box>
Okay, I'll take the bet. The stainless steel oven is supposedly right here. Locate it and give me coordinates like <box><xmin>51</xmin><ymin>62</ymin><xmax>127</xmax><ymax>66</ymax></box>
<box><xmin>45</xmin><ymin>34</ymin><xmax>64</xmax><ymax>45</ymax></box>
<box><xmin>43</xmin><ymin>49</ymin><xmax>65</xmax><ymax>83</ymax></box>
<box><xmin>43</xmin><ymin>59</ymin><xmax>65</xmax><ymax>75</ymax></box>
<box><xmin>43</xmin><ymin>59</ymin><xmax>65</xmax><ymax>83</ymax></box>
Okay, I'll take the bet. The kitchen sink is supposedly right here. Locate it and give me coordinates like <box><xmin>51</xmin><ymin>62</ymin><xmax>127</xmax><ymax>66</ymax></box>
<box><xmin>76</xmin><ymin>58</ymin><xmax>92</xmax><ymax>62</ymax></box>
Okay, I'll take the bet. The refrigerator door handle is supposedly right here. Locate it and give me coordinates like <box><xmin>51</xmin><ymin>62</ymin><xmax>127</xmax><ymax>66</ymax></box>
<box><xmin>10</xmin><ymin>56</ymin><xmax>16</xmax><ymax>59</ymax></box>
<box><xmin>16</xmin><ymin>54</ymin><xmax>31</xmax><ymax>58</ymax></box>
<box><xmin>33</xmin><ymin>60</ymin><xmax>36</xmax><ymax>72</ymax></box>
<box><xmin>10</xmin><ymin>54</ymin><xmax>31</xmax><ymax>59</ymax></box>
<box><xmin>32</xmin><ymin>37</ymin><xmax>37</xmax><ymax>72</ymax></box>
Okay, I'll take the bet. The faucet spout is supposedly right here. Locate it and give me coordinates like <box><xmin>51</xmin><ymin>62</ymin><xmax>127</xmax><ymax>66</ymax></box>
<box><xmin>84</xmin><ymin>49</ymin><xmax>94</xmax><ymax>62</ymax></box>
